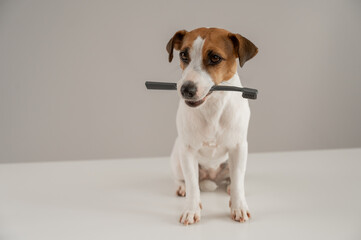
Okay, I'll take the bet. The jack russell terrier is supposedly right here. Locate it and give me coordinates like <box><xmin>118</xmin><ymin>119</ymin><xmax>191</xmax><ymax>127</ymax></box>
<box><xmin>167</xmin><ymin>27</ymin><xmax>258</xmax><ymax>225</ymax></box>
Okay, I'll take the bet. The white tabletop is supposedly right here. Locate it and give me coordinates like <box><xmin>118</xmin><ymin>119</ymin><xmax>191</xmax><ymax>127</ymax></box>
<box><xmin>1</xmin><ymin>148</ymin><xmax>360</xmax><ymax>240</ymax></box>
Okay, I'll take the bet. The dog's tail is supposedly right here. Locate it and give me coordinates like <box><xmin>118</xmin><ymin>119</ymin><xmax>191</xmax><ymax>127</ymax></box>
<box><xmin>199</xmin><ymin>179</ymin><xmax>218</xmax><ymax>192</ymax></box>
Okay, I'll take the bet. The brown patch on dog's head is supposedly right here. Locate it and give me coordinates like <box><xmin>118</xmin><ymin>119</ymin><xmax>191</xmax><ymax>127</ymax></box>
<box><xmin>201</xmin><ymin>28</ymin><xmax>239</xmax><ymax>84</ymax></box>
<box><xmin>166</xmin><ymin>30</ymin><xmax>187</xmax><ymax>62</ymax></box>
<box><xmin>228</xmin><ymin>33</ymin><xmax>258</xmax><ymax>68</ymax></box>
<box><xmin>167</xmin><ymin>28</ymin><xmax>258</xmax><ymax>84</ymax></box>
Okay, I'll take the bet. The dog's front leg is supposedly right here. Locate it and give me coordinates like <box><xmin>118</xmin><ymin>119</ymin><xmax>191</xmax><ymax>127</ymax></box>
<box><xmin>228</xmin><ymin>141</ymin><xmax>251</xmax><ymax>222</ymax></box>
<box><xmin>179</xmin><ymin>145</ymin><xmax>202</xmax><ymax>225</ymax></box>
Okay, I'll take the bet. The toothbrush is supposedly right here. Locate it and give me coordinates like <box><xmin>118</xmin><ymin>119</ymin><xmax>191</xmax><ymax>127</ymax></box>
<box><xmin>145</xmin><ymin>81</ymin><xmax>258</xmax><ymax>100</ymax></box>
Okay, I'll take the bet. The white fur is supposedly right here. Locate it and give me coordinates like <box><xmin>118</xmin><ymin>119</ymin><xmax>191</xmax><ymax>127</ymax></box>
<box><xmin>177</xmin><ymin>37</ymin><xmax>214</xmax><ymax>100</ymax></box>
<box><xmin>171</xmin><ymin>37</ymin><xmax>251</xmax><ymax>224</ymax></box>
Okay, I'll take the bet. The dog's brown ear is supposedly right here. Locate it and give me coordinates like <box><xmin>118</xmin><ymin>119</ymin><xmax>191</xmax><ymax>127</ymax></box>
<box><xmin>228</xmin><ymin>33</ymin><xmax>258</xmax><ymax>67</ymax></box>
<box><xmin>166</xmin><ymin>30</ymin><xmax>187</xmax><ymax>62</ymax></box>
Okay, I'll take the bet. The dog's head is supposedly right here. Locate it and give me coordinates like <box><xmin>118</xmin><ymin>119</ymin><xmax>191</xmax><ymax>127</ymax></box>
<box><xmin>166</xmin><ymin>27</ymin><xmax>258</xmax><ymax>108</ymax></box>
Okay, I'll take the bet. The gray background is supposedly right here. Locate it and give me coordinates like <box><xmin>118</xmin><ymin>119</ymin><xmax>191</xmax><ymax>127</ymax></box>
<box><xmin>1</xmin><ymin>0</ymin><xmax>360</xmax><ymax>163</ymax></box>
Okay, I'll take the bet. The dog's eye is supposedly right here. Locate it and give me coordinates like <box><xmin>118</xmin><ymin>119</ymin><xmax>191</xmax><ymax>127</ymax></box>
<box><xmin>180</xmin><ymin>52</ymin><xmax>189</xmax><ymax>63</ymax></box>
<box><xmin>210</xmin><ymin>54</ymin><xmax>222</xmax><ymax>64</ymax></box>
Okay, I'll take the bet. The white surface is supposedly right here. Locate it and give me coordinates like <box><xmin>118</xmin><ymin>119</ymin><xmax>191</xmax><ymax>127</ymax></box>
<box><xmin>0</xmin><ymin>149</ymin><xmax>360</xmax><ymax>240</ymax></box>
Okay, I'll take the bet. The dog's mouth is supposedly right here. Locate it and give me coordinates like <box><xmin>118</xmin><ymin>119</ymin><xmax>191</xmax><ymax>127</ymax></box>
<box><xmin>185</xmin><ymin>92</ymin><xmax>212</xmax><ymax>108</ymax></box>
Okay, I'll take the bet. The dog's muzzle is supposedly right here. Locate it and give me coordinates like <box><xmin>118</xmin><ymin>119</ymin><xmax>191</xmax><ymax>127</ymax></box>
<box><xmin>180</xmin><ymin>81</ymin><xmax>197</xmax><ymax>99</ymax></box>
<box><xmin>180</xmin><ymin>81</ymin><xmax>212</xmax><ymax>108</ymax></box>
<box><xmin>184</xmin><ymin>91</ymin><xmax>212</xmax><ymax>107</ymax></box>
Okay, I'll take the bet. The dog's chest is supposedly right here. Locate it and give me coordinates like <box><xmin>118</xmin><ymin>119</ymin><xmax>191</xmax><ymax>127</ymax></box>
<box><xmin>199</xmin><ymin>115</ymin><xmax>228</xmax><ymax>146</ymax></box>
<box><xmin>199</xmin><ymin>118</ymin><xmax>225</xmax><ymax>146</ymax></box>
<box><xmin>177</xmin><ymin>90</ymin><xmax>249</xmax><ymax>149</ymax></box>
<box><xmin>195</xmin><ymin>117</ymin><xmax>234</xmax><ymax>168</ymax></box>
<box><xmin>181</xmin><ymin>104</ymin><xmax>238</xmax><ymax>148</ymax></box>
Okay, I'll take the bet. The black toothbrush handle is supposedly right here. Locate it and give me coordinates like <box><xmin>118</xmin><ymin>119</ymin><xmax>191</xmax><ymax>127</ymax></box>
<box><xmin>211</xmin><ymin>86</ymin><xmax>258</xmax><ymax>100</ymax></box>
<box><xmin>145</xmin><ymin>81</ymin><xmax>177</xmax><ymax>90</ymax></box>
<box><xmin>145</xmin><ymin>81</ymin><xmax>258</xmax><ymax>100</ymax></box>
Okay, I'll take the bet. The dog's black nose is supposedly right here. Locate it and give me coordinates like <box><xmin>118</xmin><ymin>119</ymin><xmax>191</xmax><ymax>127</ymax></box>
<box><xmin>181</xmin><ymin>81</ymin><xmax>197</xmax><ymax>99</ymax></box>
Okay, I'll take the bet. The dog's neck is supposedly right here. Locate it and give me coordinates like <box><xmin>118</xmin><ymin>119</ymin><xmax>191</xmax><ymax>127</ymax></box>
<box><xmin>197</xmin><ymin>72</ymin><xmax>242</xmax><ymax>122</ymax></box>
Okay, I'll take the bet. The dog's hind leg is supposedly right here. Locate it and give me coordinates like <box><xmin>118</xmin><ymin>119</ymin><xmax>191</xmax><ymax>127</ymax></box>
<box><xmin>213</xmin><ymin>162</ymin><xmax>231</xmax><ymax>194</ymax></box>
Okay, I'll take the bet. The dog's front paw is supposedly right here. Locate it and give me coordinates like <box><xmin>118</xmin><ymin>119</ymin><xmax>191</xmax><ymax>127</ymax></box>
<box><xmin>229</xmin><ymin>199</ymin><xmax>251</xmax><ymax>222</ymax></box>
<box><xmin>179</xmin><ymin>203</ymin><xmax>202</xmax><ymax>225</ymax></box>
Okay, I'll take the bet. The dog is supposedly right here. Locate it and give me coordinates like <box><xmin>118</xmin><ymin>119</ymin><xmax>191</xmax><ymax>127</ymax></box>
<box><xmin>167</xmin><ymin>27</ymin><xmax>258</xmax><ymax>225</ymax></box>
